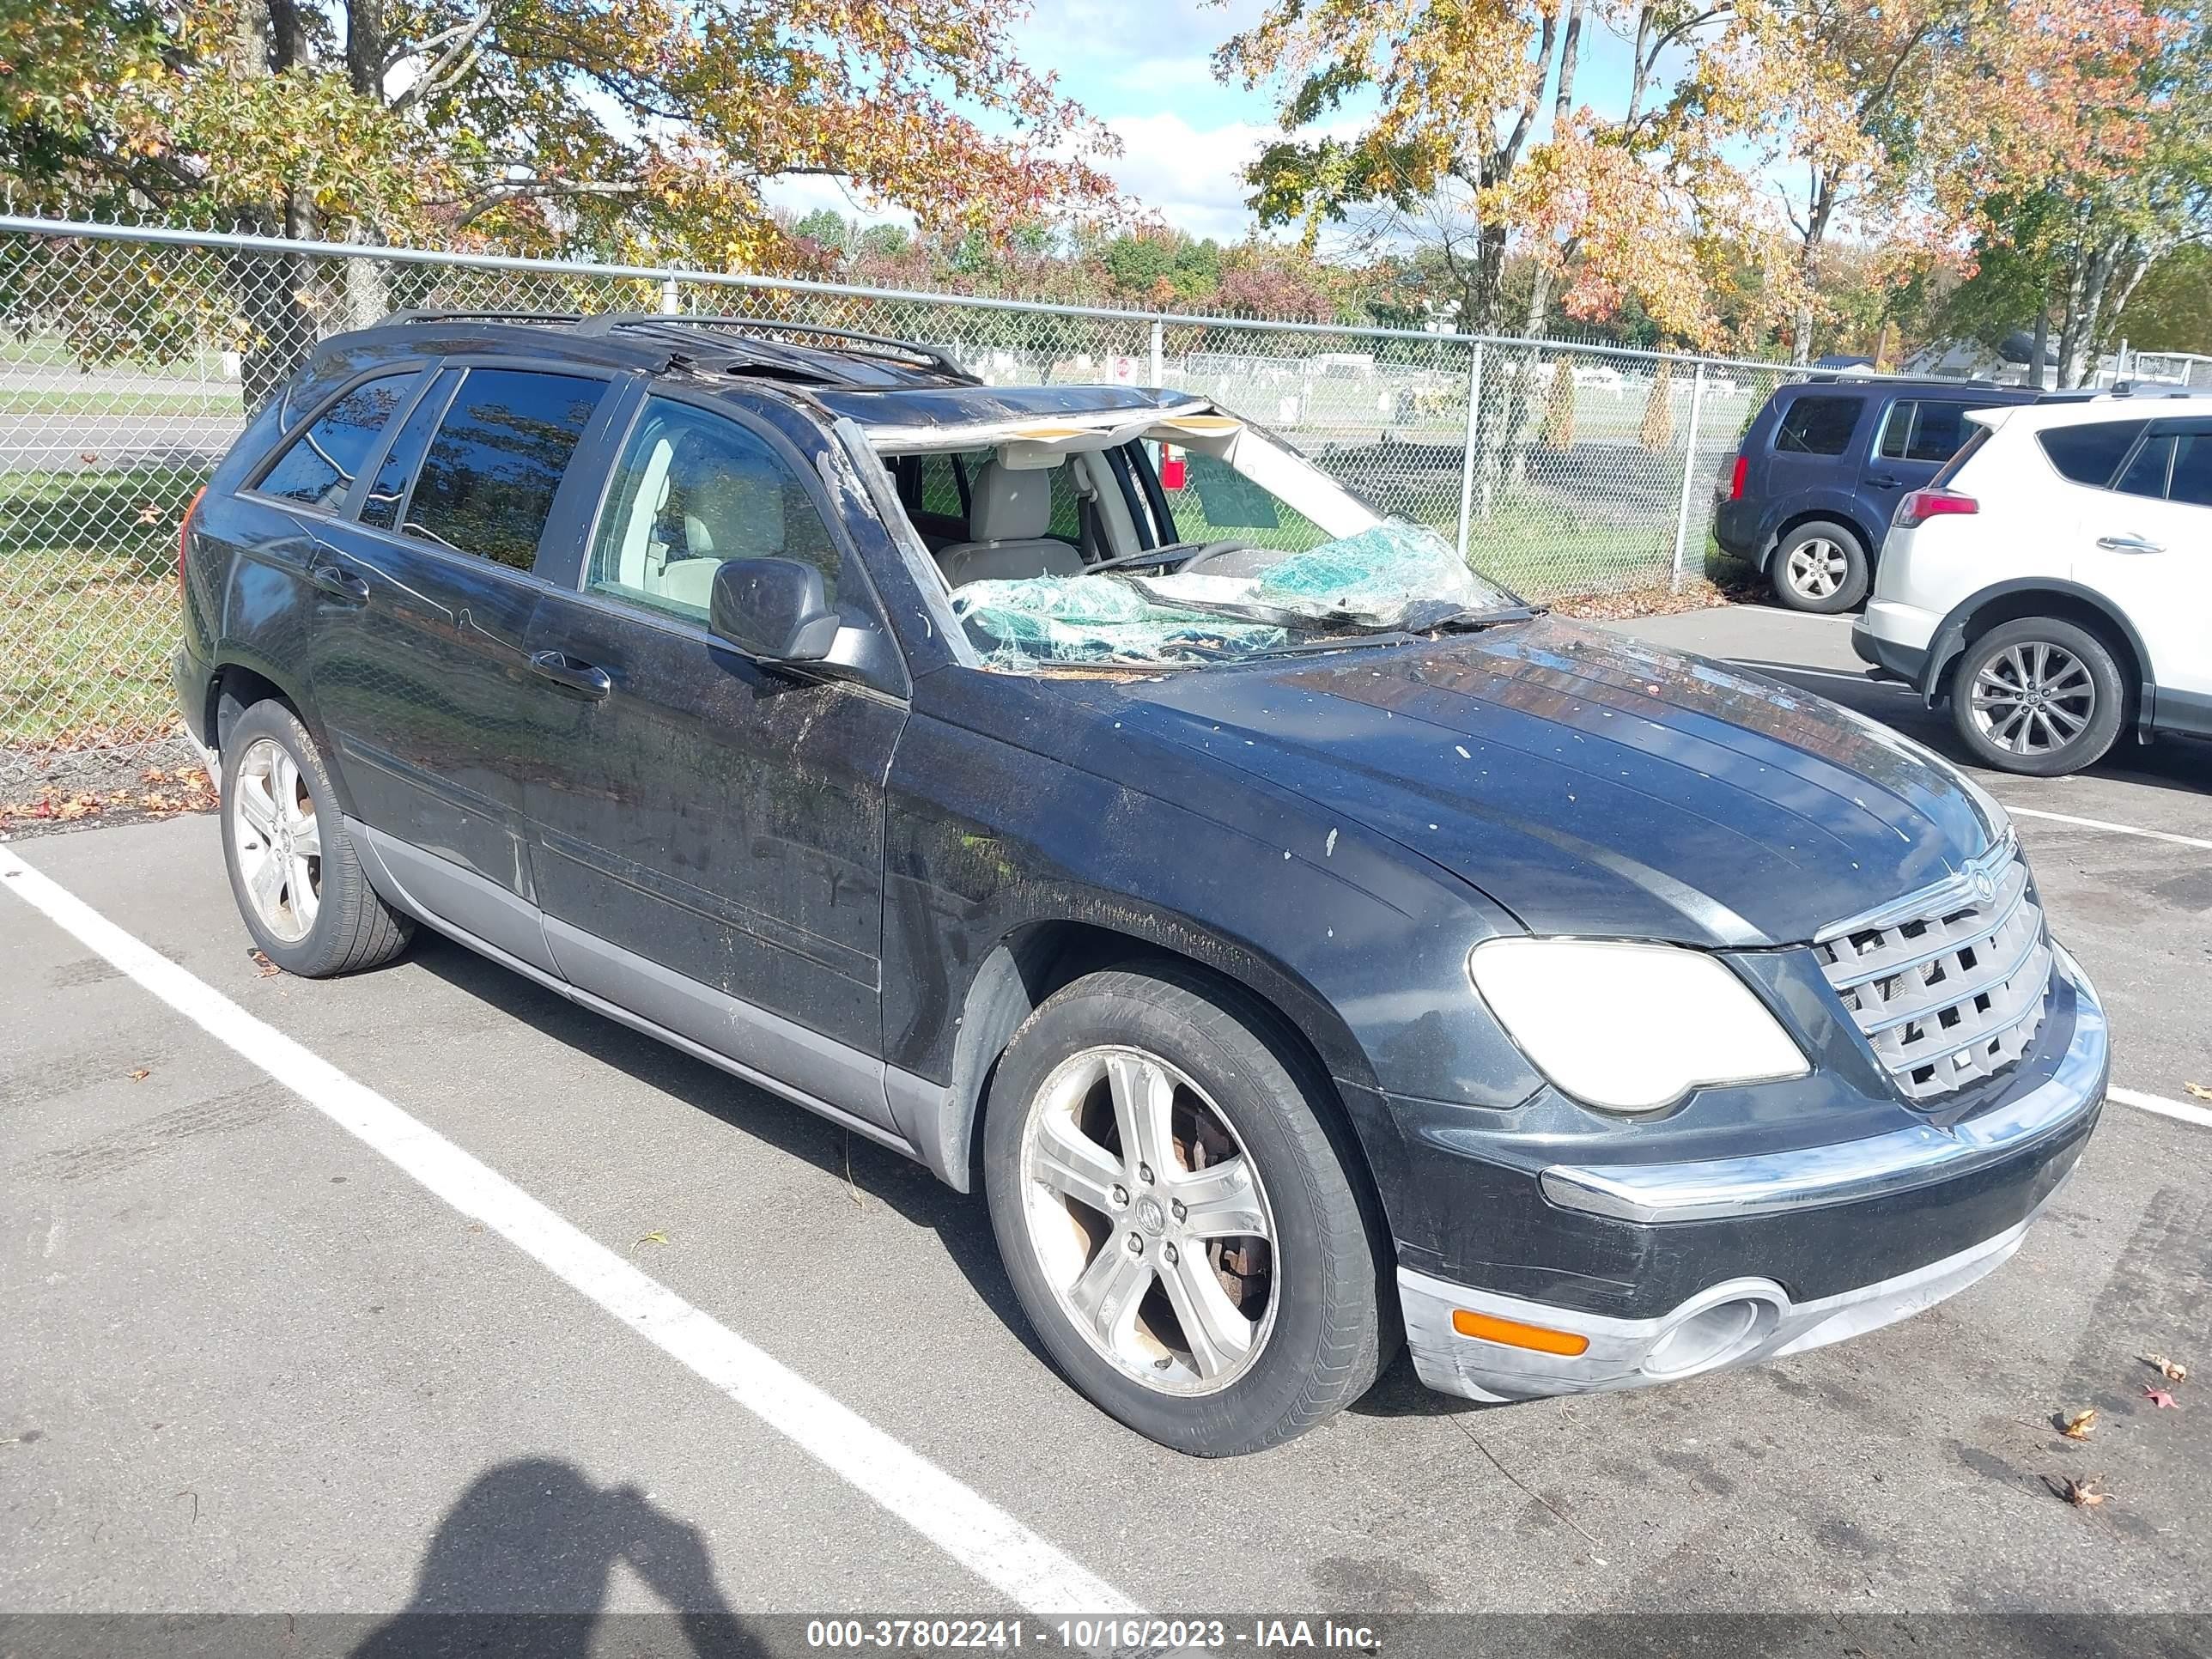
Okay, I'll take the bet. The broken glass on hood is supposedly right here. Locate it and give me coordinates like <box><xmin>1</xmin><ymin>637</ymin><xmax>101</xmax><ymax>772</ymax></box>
<box><xmin>951</xmin><ymin>521</ymin><xmax>1514</xmax><ymax>671</ymax></box>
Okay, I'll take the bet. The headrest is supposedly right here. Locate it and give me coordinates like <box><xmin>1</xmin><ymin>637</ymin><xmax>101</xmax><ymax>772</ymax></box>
<box><xmin>684</xmin><ymin>450</ymin><xmax>786</xmax><ymax>558</ymax></box>
<box><xmin>969</xmin><ymin>460</ymin><xmax>1054</xmax><ymax>543</ymax></box>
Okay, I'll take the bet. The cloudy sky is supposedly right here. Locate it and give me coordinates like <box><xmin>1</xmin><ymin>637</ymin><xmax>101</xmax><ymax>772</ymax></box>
<box><xmin>763</xmin><ymin>0</ymin><xmax>1668</xmax><ymax>246</ymax></box>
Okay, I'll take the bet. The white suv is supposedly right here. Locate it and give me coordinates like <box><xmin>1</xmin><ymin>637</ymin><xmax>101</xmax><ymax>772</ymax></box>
<box><xmin>1854</xmin><ymin>393</ymin><xmax>2212</xmax><ymax>775</ymax></box>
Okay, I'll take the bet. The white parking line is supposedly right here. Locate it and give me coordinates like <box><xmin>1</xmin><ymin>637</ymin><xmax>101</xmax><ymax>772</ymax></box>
<box><xmin>2006</xmin><ymin>807</ymin><xmax>2212</xmax><ymax>854</ymax></box>
<box><xmin>0</xmin><ymin>847</ymin><xmax>1139</xmax><ymax>1617</ymax></box>
<box><xmin>2111</xmin><ymin>1086</ymin><xmax>2212</xmax><ymax>1130</ymax></box>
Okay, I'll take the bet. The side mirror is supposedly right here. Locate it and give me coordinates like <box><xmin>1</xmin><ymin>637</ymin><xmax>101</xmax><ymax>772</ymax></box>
<box><xmin>709</xmin><ymin>557</ymin><xmax>841</xmax><ymax>663</ymax></box>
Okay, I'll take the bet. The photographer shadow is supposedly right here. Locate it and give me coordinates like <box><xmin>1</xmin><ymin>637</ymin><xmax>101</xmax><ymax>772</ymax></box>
<box><xmin>352</xmin><ymin>1457</ymin><xmax>765</xmax><ymax>1658</ymax></box>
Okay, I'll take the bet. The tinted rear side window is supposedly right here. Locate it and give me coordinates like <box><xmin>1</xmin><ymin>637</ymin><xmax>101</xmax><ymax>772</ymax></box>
<box><xmin>1879</xmin><ymin>399</ymin><xmax>1978</xmax><ymax>464</ymax></box>
<box><xmin>258</xmin><ymin>374</ymin><xmax>411</xmax><ymax>511</ymax></box>
<box><xmin>2115</xmin><ymin>433</ymin><xmax>2174</xmax><ymax>498</ymax></box>
<box><xmin>1774</xmin><ymin>396</ymin><xmax>1862</xmax><ymax>457</ymax></box>
<box><xmin>404</xmin><ymin>369</ymin><xmax>608</xmax><ymax>570</ymax></box>
<box><xmin>2169</xmin><ymin>432</ymin><xmax>2212</xmax><ymax>507</ymax></box>
<box><xmin>359</xmin><ymin>368</ymin><xmax>458</xmax><ymax>532</ymax></box>
<box><xmin>2037</xmin><ymin>420</ymin><xmax>2147</xmax><ymax>487</ymax></box>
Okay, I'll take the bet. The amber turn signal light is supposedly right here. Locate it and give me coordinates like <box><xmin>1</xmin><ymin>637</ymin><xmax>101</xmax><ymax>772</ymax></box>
<box><xmin>1451</xmin><ymin>1308</ymin><xmax>1590</xmax><ymax>1356</ymax></box>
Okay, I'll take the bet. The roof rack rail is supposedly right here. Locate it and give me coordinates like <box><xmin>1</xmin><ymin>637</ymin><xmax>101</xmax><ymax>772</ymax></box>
<box><xmin>574</xmin><ymin>313</ymin><xmax>973</xmax><ymax>380</ymax></box>
<box><xmin>386</xmin><ymin>308</ymin><xmax>586</xmax><ymax>326</ymax></box>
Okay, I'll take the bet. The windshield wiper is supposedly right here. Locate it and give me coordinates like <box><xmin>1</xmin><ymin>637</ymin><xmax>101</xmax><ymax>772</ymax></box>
<box><xmin>1430</xmin><ymin>604</ymin><xmax>1545</xmax><ymax>631</ymax></box>
<box><xmin>1172</xmin><ymin>630</ymin><xmax>1422</xmax><ymax>662</ymax></box>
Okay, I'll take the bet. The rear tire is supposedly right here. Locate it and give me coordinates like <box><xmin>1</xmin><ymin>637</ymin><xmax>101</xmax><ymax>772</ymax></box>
<box><xmin>219</xmin><ymin>700</ymin><xmax>412</xmax><ymax>977</ymax></box>
<box><xmin>981</xmin><ymin>964</ymin><xmax>1391</xmax><ymax>1456</ymax></box>
<box><xmin>1948</xmin><ymin>617</ymin><xmax>2124</xmax><ymax>777</ymax></box>
<box><xmin>1771</xmin><ymin>520</ymin><xmax>1869</xmax><ymax>613</ymax></box>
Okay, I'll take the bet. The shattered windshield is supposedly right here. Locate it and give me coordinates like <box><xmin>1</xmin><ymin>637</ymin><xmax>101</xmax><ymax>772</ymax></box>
<box><xmin>874</xmin><ymin>409</ymin><xmax>1520</xmax><ymax>672</ymax></box>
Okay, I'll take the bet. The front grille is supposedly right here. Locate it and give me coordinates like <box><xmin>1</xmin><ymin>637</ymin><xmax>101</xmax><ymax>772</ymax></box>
<box><xmin>1815</xmin><ymin>843</ymin><xmax>2051</xmax><ymax>1103</ymax></box>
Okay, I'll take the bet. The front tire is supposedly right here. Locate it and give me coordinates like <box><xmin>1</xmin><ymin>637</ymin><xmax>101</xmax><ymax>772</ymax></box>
<box><xmin>982</xmin><ymin>965</ymin><xmax>1391</xmax><ymax>1456</ymax></box>
<box><xmin>1771</xmin><ymin>520</ymin><xmax>1869</xmax><ymax>612</ymax></box>
<box><xmin>1949</xmin><ymin>617</ymin><xmax>2124</xmax><ymax>776</ymax></box>
<box><xmin>220</xmin><ymin>700</ymin><xmax>413</xmax><ymax>976</ymax></box>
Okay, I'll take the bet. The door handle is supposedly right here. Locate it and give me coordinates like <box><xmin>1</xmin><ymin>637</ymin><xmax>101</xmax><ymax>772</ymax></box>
<box><xmin>305</xmin><ymin>559</ymin><xmax>370</xmax><ymax>602</ymax></box>
<box><xmin>1867</xmin><ymin>474</ymin><xmax>1907</xmax><ymax>488</ymax></box>
<box><xmin>527</xmin><ymin>649</ymin><xmax>612</xmax><ymax>698</ymax></box>
<box><xmin>2096</xmin><ymin>533</ymin><xmax>2164</xmax><ymax>554</ymax></box>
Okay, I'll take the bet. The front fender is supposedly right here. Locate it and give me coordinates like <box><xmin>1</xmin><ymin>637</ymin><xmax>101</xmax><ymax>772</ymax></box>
<box><xmin>880</xmin><ymin>695</ymin><xmax>1542</xmax><ymax>1115</ymax></box>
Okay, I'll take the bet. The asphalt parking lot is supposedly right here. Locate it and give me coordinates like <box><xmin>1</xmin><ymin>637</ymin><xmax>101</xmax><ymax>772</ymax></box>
<box><xmin>3</xmin><ymin>605</ymin><xmax>2209</xmax><ymax>1651</ymax></box>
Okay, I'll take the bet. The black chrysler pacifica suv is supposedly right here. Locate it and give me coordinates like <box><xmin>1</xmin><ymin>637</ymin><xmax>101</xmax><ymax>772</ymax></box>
<box><xmin>175</xmin><ymin>313</ymin><xmax>2108</xmax><ymax>1455</ymax></box>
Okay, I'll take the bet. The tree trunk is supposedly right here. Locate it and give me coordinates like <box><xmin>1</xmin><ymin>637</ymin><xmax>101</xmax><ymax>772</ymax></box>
<box><xmin>2028</xmin><ymin>307</ymin><xmax>2049</xmax><ymax>391</ymax></box>
<box><xmin>2055</xmin><ymin>256</ymin><xmax>2089</xmax><ymax>390</ymax></box>
<box><xmin>226</xmin><ymin>0</ymin><xmax>319</xmax><ymax>410</ymax></box>
<box><xmin>2066</xmin><ymin>246</ymin><xmax>2118</xmax><ymax>388</ymax></box>
<box><xmin>1626</xmin><ymin>4</ymin><xmax>1652</xmax><ymax>123</ymax></box>
<box><xmin>345</xmin><ymin>0</ymin><xmax>386</xmax><ymax>96</ymax></box>
<box><xmin>1553</xmin><ymin>0</ymin><xmax>1585</xmax><ymax>129</ymax></box>
<box><xmin>1790</xmin><ymin>175</ymin><xmax>1836</xmax><ymax>366</ymax></box>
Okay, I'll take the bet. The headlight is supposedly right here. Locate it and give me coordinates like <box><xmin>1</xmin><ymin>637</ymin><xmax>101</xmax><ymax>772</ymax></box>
<box><xmin>1469</xmin><ymin>939</ymin><xmax>1810</xmax><ymax>1113</ymax></box>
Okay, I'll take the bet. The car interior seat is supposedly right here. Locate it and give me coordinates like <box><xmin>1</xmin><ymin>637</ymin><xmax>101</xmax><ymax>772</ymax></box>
<box><xmin>934</xmin><ymin>461</ymin><xmax>1085</xmax><ymax>587</ymax></box>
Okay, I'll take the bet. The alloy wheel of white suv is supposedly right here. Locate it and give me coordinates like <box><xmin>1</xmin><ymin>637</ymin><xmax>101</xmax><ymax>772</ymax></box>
<box><xmin>1950</xmin><ymin>617</ymin><xmax>2125</xmax><ymax>775</ymax></box>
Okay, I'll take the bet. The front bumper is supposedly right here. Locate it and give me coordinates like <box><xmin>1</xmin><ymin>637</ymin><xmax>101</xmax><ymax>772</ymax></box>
<box><xmin>1401</xmin><ymin>951</ymin><xmax>2107</xmax><ymax>1401</ymax></box>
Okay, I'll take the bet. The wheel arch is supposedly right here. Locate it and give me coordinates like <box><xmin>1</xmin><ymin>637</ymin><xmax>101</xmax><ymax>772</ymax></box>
<box><xmin>911</xmin><ymin>917</ymin><xmax>1388</xmax><ymax>1216</ymax></box>
<box><xmin>1761</xmin><ymin>504</ymin><xmax>1881</xmax><ymax>574</ymax></box>
<box><xmin>205</xmin><ymin>655</ymin><xmax>359</xmax><ymax>814</ymax></box>
<box><xmin>1923</xmin><ymin>580</ymin><xmax>2154</xmax><ymax>737</ymax></box>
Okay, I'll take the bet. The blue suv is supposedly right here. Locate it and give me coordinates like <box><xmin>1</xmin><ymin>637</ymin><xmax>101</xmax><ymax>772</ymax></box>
<box><xmin>1715</xmin><ymin>380</ymin><xmax>2040</xmax><ymax>612</ymax></box>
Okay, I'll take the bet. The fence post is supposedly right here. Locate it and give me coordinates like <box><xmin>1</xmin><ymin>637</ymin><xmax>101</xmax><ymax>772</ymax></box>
<box><xmin>659</xmin><ymin>277</ymin><xmax>680</xmax><ymax>315</ymax></box>
<box><xmin>1149</xmin><ymin>319</ymin><xmax>1164</xmax><ymax>386</ymax></box>
<box><xmin>1455</xmin><ymin>341</ymin><xmax>1486</xmax><ymax>561</ymax></box>
<box><xmin>1670</xmin><ymin>362</ymin><xmax>1708</xmax><ymax>590</ymax></box>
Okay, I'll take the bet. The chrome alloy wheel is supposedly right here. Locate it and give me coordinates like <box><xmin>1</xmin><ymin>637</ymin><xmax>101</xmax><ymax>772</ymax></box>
<box><xmin>229</xmin><ymin>736</ymin><xmax>323</xmax><ymax>942</ymax></box>
<box><xmin>1971</xmin><ymin>641</ymin><xmax>2096</xmax><ymax>757</ymax></box>
<box><xmin>1018</xmin><ymin>1046</ymin><xmax>1279</xmax><ymax>1395</ymax></box>
<box><xmin>1784</xmin><ymin>537</ymin><xmax>1849</xmax><ymax>600</ymax></box>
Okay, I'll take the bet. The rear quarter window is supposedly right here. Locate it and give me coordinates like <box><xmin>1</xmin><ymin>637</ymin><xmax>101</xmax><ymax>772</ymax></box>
<box><xmin>1773</xmin><ymin>395</ymin><xmax>1863</xmax><ymax>457</ymax></box>
<box><xmin>255</xmin><ymin>374</ymin><xmax>413</xmax><ymax>511</ymax></box>
<box><xmin>2036</xmin><ymin>420</ymin><xmax>2148</xmax><ymax>488</ymax></box>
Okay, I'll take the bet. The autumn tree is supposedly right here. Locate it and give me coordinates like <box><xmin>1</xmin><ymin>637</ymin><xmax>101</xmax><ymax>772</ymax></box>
<box><xmin>2118</xmin><ymin>246</ymin><xmax>2212</xmax><ymax>354</ymax></box>
<box><xmin>1697</xmin><ymin>0</ymin><xmax>2166</xmax><ymax>361</ymax></box>
<box><xmin>1218</xmin><ymin>0</ymin><xmax>1758</xmax><ymax>345</ymax></box>
<box><xmin>2</xmin><ymin>0</ymin><xmax>1118</xmax><ymax>264</ymax></box>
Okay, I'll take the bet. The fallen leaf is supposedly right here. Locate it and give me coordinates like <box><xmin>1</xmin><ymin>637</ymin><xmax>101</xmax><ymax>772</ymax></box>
<box><xmin>2143</xmin><ymin>1353</ymin><xmax>2189</xmax><ymax>1383</ymax></box>
<box><xmin>2144</xmin><ymin>1386</ymin><xmax>2181</xmax><ymax>1409</ymax></box>
<box><xmin>126</xmin><ymin>1067</ymin><xmax>150</xmax><ymax>1082</ymax></box>
<box><xmin>2062</xmin><ymin>1476</ymin><xmax>2111</xmax><ymax>1509</ymax></box>
<box><xmin>246</xmin><ymin>949</ymin><xmax>279</xmax><ymax>978</ymax></box>
<box><xmin>2060</xmin><ymin>1407</ymin><xmax>2098</xmax><ymax>1439</ymax></box>
<box><xmin>2185</xmin><ymin>1082</ymin><xmax>2212</xmax><ymax>1103</ymax></box>
<box><xmin>633</xmin><ymin>1230</ymin><xmax>670</xmax><ymax>1249</ymax></box>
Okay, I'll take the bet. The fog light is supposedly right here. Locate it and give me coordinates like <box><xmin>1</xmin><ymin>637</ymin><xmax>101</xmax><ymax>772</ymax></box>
<box><xmin>1644</xmin><ymin>1297</ymin><xmax>1769</xmax><ymax>1377</ymax></box>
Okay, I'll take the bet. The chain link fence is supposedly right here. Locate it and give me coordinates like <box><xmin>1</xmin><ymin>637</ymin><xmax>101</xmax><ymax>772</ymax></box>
<box><xmin>0</xmin><ymin>217</ymin><xmax>1811</xmax><ymax>789</ymax></box>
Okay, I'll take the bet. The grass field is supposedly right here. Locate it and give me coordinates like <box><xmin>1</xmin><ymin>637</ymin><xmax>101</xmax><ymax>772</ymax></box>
<box><xmin>0</xmin><ymin>386</ymin><xmax>241</xmax><ymax>418</ymax></box>
<box><xmin>1</xmin><ymin>465</ymin><xmax>204</xmax><ymax>752</ymax></box>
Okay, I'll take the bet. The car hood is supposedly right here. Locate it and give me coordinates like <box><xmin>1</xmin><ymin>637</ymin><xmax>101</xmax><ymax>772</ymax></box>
<box><xmin>1121</xmin><ymin>616</ymin><xmax>1997</xmax><ymax>946</ymax></box>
